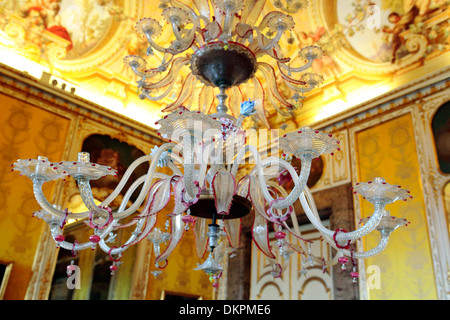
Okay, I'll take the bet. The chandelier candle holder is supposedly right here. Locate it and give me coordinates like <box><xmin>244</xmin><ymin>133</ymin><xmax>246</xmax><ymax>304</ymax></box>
<box><xmin>11</xmin><ymin>0</ymin><xmax>412</xmax><ymax>289</ymax></box>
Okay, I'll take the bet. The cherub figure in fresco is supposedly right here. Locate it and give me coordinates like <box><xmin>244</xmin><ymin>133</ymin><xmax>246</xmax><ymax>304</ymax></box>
<box><xmin>382</xmin><ymin>0</ymin><xmax>442</xmax><ymax>63</ymax></box>
<box><xmin>19</xmin><ymin>0</ymin><xmax>72</xmax><ymax>50</ymax></box>
<box><xmin>19</xmin><ymin>3</ymin><xmax>47</xmax><ymax>46</ymax></box>
<box><xmin>298</xmin><ymin>27</ymin><xmax>339</xmax><ymax>78</ymax></box>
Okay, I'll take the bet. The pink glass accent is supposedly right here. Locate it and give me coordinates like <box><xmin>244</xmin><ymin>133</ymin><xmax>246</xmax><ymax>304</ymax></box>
<box><xmin>275</xmin><ymin>231</ymin><xmax>286</xmax><ymax>240</ymax></box>
<box><xmin>338</xmin><ymin>257</ymin><xmax>349</xmax><ymax>264</ymax></box>
<box><xmin>89</xmin><ymin>235</ymin><xmax>101</xmax><ymax>243</ymax></box>
<box><xmin>182</xmin><ymin>215</ymin><xmax>197</xmax><ymax>224</ymax></box>
<box><xmin>66</xmin><ymin>265</ymin><xmax>76</xmax><ymax>273</ymax></box>
<box><xmin>55</xmin><ymin>235</ymin><xmax>65</xmax><ymax>242</ymax></box>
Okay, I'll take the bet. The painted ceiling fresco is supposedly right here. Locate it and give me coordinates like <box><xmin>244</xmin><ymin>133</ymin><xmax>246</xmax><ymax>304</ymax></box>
<box><xmin>0</xmin><ymin>0</ymin><xmax>448</xmax><ymax>128</ymax></box>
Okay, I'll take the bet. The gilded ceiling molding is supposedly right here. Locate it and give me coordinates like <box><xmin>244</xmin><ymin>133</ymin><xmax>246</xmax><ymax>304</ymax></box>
<box><xmin>319</xmin><ymin>74</ymin><xmax>450</xmax><ymax>133</ymax></box>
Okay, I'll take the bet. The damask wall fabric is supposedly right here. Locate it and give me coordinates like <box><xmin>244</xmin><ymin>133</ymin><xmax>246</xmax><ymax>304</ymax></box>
<box><xmin>356</xmin><ymin>113</ymin><xmax>437</xmax><ymax>300</ymax></box>
<box><xmin>0</xmin><ymin>93</ymin><xmax>71</xmax><ymax>300</ymax></box>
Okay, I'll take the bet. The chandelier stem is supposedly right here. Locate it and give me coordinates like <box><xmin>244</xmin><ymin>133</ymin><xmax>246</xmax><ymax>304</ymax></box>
<box><xmin>208</xmin><ymin>210</ymin><xmax>220</xmax><ymax>252</ymax></box>
<box><xmin>216</xmin><ymin>86</ymin><xmax>228</xmax><ymax>114</ymax></box>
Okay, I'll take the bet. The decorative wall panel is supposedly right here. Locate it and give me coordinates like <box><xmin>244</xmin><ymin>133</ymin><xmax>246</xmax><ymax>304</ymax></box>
<box><xmin>0</xmin><ymin>92</ymin><xmax>71</xmax><ymax>299</ymax></box>
<box><xmin>353</xmin><ymin>112</ymin><xmax>437</xmax><ymax>299</ymax></box>
<box><xmin>250</xmin><ymin>223</ymin><xmax>333</xmax><ymax>300</ymax></box>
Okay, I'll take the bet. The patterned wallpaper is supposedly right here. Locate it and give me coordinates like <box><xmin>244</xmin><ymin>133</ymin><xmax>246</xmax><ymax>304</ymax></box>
<box><xmin>356</xmin><ymin>113</ymin><xmax>437</xmax><ymax>299</ymax></box>
<box><xmin>0</xmin><ymin>92</ymin><xmax>71</xmax><ymax>299</ymax></box>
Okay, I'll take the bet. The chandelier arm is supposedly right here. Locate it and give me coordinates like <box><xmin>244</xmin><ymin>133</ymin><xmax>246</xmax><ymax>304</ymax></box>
<box><xmin>45</xmin><ymin>154</ymin><xmax>155</xmax><ymax>220</ymax></box>
<box><xmin>277</xmin><ymin>58</ymin><xmax>314</xmax><ymax>75</ymax></box>
<box><xmin>255</xmin><ymin>27</ymin><xmax>285</xmax><ymax>52</ymax></box>
<box><xmin>55</xmin><ymin>145</ymin><xmax>175</xmax><ymax>222</ymax></box>
<box><xmin>58</xmin><ymin>221</ymin><xmax>117</xmax><ymax>252</ymax></box>
<box><xmin>257</xmin><ymin>62</ymin><xmax>296</xmax><ymax>114</ymax></box>
<box><xmin>299</xmin><ymin>187</ymin><xmax>391</xmax><ymax>265</ymax></box>
<box><xmin>145</xmin><ymin>55</ymin><xmax>175</xmax><ymax>76</ymax></box>
<box><xmin>171</xmin><ymin>22</ymin><xmax>188</xmax><ymax>41</ymax></box>
<box><xmin>32</xmin><ymin>178</ymin><xmax>73</xmax><ymax>219</ymax></box>
<box><xmin>266</xmin><ymin>180</ymin><xmax>309</xmax><ymax>253</ymax></box>
<box><xmin>327</xmin><ymin>233</ymin><xmax>391</xmax><ymax>260</ymax></box>
<box><xmin>170</xmin><ymin>0</ymin><xmax>199</xmax><ymax>19</ymax></box>
<box><xmin>197</xmin><ymin>143</ymin><xmax>213</xmax><ymax>189</ymax></box>
<box><xmin>146</xmin><ymin>36</ymin><xmax>173</xmax><ymax>54</ymax></box>
<box><xmin>78</xmin><ymin>178</ymin><xmax>113</xmax><ymax>224</ymax></box>
<box><xmin>344</xmin><ymin>233</ymin><xmax>391</xmax><ymax>259</ymax></box>
<box><xmin>231</xmin><ymin>145</ymin><xmax>275</xmax><ymax>203</ymax></box>
<box><xmin>308</xmin><ymin>185</ymin><xmax>391</xmax><ymax>257</ymax></box>
<box><xmin>270</xmin><ymin>157</ymin><xmax>311</xmax><ymax>210</ymax></box>
<box><xmin>167</xmin><ymin>158</ymin><xmax>183</xmax><ymax>176</ymax></box>
<box><xmin>141</xmin><ymin>83</ymin><xmax>178</xmax><ymax>101</ymax></box>
<box><xmin>98</xmin><ymin>218</ymin><xmax>150</xmax><ymax>257</ymax></box>
<box><xmin>142</xmin><ymin>58</ymin><xmax>190</xmax><ymax>90</ymax></box>
<box><xmin>126</xmin><ymin>55</ymin><xmax>174</xmax><ymax>79</ymax></box>
<box><xmin>284</xmin><ymin>80</ymin><xmax>314</xmax><ymax>93</ymax></box>
<box><xmin>246</xmin><ymin>155</ymin><xmax>312</xmax><ymax>211</ymax></box>
<box><xmin>299</xmin><ymin>189</ymin><xmax>385</xmax><ymax>244</ymax></box>
<box><xmin>95</xmin><ymin>173</ymin><xmax>172</xmax><ymax>255</ymax></box>
<box><xmin>336</xmin><ymin>205</ymin><xmax>384</xmax><ymax>242</ymax></box>
<box><xmin>108</xmin><ymin>173</ymin><xmax>169</xmax><ymax>221</ymax></box>
<box><xmin>108</xmin><ymin>143</ymin><xmax>177</xmax><ymax>219</ymax></box>
<box><xmin>147</xmin><ymin>31</ymin><xmax>196</xmax><ymax>55</ymax></box>
<box><xmin>261</xmin><ymin>162</ymin><xmax>386</xmax><ymax>245</ymax></box>
<box><xmin>232</xmin><ymin>146</ymin><xmax>306</xmax><ymax>207</ymax></box>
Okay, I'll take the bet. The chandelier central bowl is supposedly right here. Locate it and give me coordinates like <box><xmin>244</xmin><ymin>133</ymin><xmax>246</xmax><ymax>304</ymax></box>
<box><xmin>190</xmin><ymin>42</ymin><xmax>257</xmax><ymax>89</ymax></box>
<box><xmin>189</xmin><ymin>194</ymin><xmax>252</xmax><ymax>220</ymax></box>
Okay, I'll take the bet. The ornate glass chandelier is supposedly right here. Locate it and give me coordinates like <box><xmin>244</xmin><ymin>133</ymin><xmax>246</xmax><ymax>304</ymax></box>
<box><xmin>11</xmin><ymin>0</ymin><xmax>413</xmax><ymax>289</ymax></box>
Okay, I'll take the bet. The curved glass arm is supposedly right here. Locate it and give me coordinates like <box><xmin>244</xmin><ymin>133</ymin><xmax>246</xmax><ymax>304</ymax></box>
<box><xmin>58</xmin><ymin>221</ymin><xmax>117</xmax><ymax>252</ymax></box>
<box><xmin>254</xmin><ymin>26</ymin><xmax>285</xmax><ymax>51</ymax></box>
<box><xmin>78</xmin><ymin>178</ymin><xmax>111</xmax><ymax>220</ymax></box>
<box><xmin>33</xmin><ymin>144</ymin><xmax>174</xmax><ymax>222</ymax></box>
<box><xmin>231</xmin><ymin>145</ymin><xmax>307</xmax><ymax>209</ymax></box>
<box><xmin>299</xmin><ymin>184</ymin><xmax>385</xmax><ymax>243</ymax></box>
<box><xmin>271</xmin><ymin>156</ymin><xmax>311</xmax><ymax>210</ymax></box>
<box><xmin>277</xmin><ymin>56</ymin><xmax>314</xmax><ymax>73</ymax></box>
<box><xmin>248</xmin><ymin>155</ymin><xmax>311</xmax><ymax>210</ymax></box>
<box><xmin>33</xmin><ymin>178</ymin><xmax>69</xmax><ymax>219</ymax></box>
<box><xmin>97</xmin><ymin>143</ymin><xmax>176</xmax><ymax>219</ymax></box>
<box><xmin>335</xmin><ymin>232</ymin><xmax>390</xmax><ymax>259</ymax></box>
<box><xmin>289</xmin><ymin>185</ymin><xmax>391</xmax><ymax>263</ymax></box>
<box><xmin>266</xmin><ymin>180</ymin><xmax>309</xmax><ymax>254</ymax></box>
<box><xmin>146</xmin><ymin>16</ymin><xmax>199</xmax><ymax>55</ymax></box>
<box><xmin>241</xmin><ymin>152</ymin><xmax>385</xmax><ymax>244</ymax></box>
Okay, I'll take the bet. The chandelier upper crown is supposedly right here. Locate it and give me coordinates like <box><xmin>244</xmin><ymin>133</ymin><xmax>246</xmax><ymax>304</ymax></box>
<box><xmin>191</xmin><ymin>42</ymin><xmax>257</xmax><ymax>89</ymax></box>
